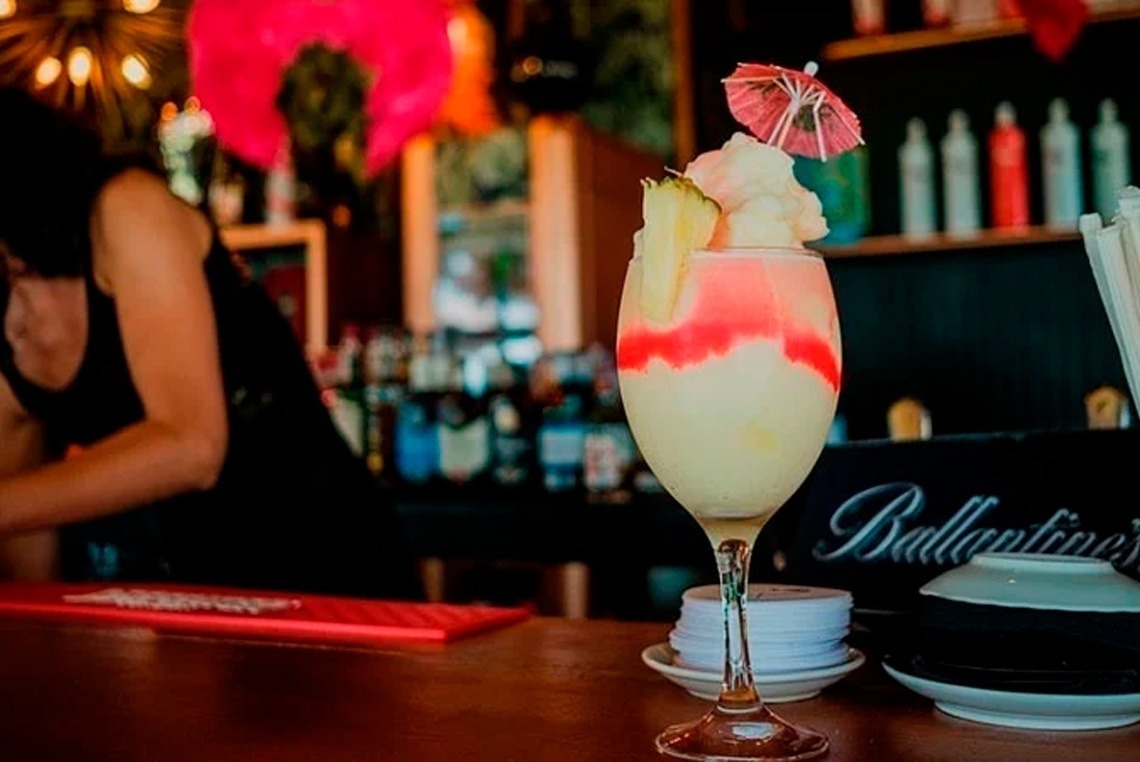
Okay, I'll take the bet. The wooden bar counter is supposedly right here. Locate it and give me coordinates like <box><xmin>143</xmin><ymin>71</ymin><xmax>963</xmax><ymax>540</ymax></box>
<box><xmin>0</xmin><ymin>617</ymin><xmax>1135</xmax><ymax>760</ymax></box>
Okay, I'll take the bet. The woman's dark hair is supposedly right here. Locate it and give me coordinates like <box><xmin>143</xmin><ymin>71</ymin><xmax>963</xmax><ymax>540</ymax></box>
<box><xmin>0</xmin><ymin>87</ymin><xmax>161</xmax><ymax>278</ymax></box>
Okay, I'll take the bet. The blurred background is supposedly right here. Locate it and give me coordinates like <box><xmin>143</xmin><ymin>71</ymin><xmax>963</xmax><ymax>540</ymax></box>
<box><xmin>1</xmin><ymin>0</ymin><xmax>1137</xmax><ymax>618</ymax></box>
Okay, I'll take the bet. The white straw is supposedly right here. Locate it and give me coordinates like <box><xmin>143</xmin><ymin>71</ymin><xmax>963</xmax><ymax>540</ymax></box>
<box><xmin>1096</xmin><ymin>222</ymin><xmax>1140</xmax><ymax>405</ymax></box>
<box><xmin>1118</xmin><ymin>188</ymin><xmax>1140</xmax><ymax>386</ymax></box>
<box><xmin>1117</xmin><ymin>187</ymin><xmax>1140</xmax><ymax>280</ymax></box>
<box><xmin>1082</xmin><ymin>213</ymin><xmax>1138</xmax><ymax>400</ymax></box>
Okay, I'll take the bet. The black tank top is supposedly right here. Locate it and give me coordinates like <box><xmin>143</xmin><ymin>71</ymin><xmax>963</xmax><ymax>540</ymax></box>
<box><xmin>0</xmin><ymin>171</ymin><xmax>420</xmax><ymax>600</ymax></box>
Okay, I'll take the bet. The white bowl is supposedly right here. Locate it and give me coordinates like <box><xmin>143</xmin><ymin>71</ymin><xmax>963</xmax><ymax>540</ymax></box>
<box><xmin>921</xmin><ymin>553</ymin><xmax>1140</xmax><ymax>612</ymax></box>
<box><xmin>883</xmin><ymin>660</ymin><xmax>1140</xmax><ymax>731</ymax></box>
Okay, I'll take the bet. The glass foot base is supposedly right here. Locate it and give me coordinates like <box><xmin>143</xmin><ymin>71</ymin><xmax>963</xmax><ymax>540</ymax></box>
<box><xmin>656</xmin><ymin>704</ymin><xmax>828</xmax><ymax>761</ymax></box>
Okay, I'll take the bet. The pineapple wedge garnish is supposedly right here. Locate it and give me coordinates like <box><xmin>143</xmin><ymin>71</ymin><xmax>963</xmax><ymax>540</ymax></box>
<box><xmin>638</xmin><ymin>176</ymin><xmax>720</xmax><ymax>323</ymax></box>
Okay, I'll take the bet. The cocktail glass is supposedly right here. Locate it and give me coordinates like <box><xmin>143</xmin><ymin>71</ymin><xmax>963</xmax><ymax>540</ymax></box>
<box><xmin>617</xmin><ymin>248</ymin><xmax>841</xmax><ymax>760</ymax></box>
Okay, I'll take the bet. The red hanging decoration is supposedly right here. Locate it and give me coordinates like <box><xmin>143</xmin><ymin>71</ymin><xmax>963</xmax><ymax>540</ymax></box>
<box><xmin>187</xmin><ymin>0</ymin><xmax>453</xmax><ymax>176</ymax></box>
<box><xmin>438</xmin><ymin>0</ymin><xmax>501</xmax><ymax>137</ymax></box>
<box><xmin>1009</xmin><ymin>0</ymin><xmax>1089</xmax><ymax>62</ymax></box>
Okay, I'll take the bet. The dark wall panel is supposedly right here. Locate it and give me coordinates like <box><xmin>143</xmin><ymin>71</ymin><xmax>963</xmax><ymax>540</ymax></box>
<box><xmin>830</xmin><ymin>243</ymin><xmax>1126</xmax><ymax>439</ymax></box>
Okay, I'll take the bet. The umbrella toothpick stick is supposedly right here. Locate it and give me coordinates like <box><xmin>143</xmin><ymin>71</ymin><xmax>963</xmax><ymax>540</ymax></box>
<box><xmin>721</xmin><ymin>59</ymin><xmax>864</xmax><ymax>161</ymax></box>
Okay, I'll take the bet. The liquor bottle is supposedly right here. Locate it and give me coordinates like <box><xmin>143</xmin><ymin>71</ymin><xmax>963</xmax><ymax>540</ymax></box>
<box><xmin>583</xmin><ymin>347</ymin><xmax>636</xmax><ymax>504</ymax></box>
<box><xmin>941</xmin><ymin>109</ymin><xmax>982</xmax><ymax>237</ymax></box>
<box><xmin>335</xmin><ymin>323</ymin><xmax>363</xmax><ymax>389</ymax></box>
<box><xmin>794</xmin><ymin>147</ymin><xmax>871</xmax><ymax>246</ymax></box>
<box><xmin>953</xmin><ymin>0</ymin><xmax>1000</xmax><ymax>26</ymax></box>
<box><xmin>437</xmin><ymin>356</ymin><xmax>492</xmax><ymax>486</ymax></box>
<box><xmin>630</xmin><ymin>445</ymin><xmax>665</xmax><ymax>496</ymax></box>
<box><xmin>363</xmin><ymin>329</ymin><xmax>405</xmax><ymax>482</ymax></box>
<box><xmin>362</xmin><ymin>326</ymin><xmax>385</xmax><ymax>387</ymax></box>
<box><xmin>264</xmin><ymin>139</ymin><xmax>296</xmax><ymax>226</ymax></box>
<box><xmin>328</xmin><ymin>324</ymin><xmax>366</xmax><ymax>457</ymax></box>
<box><xmin>887</xmin><ymin>397</ymin><xmax>933</xmax><ymax>441</ymax></box>
<box><xmin>923</xmin><ymin>0</ymin><xmax>951</xmax><ymax>27</ymax></box>
<box><xmin>1085</xmin><ymin>386</ymin><xmax>1131</xmax><ymax>430</ymax></box>
<box><xmin>827</xmin><ymin>414</ymin><xmax>849</xmax><ymax>445</ymax></box>
<box><xmin>851</xmin><ymin>0</ymin><xmax>886</xmax><ymax>35</ymax></box>
<box><xmin>394</xmin><ymin>346</ymin><xmax>443</xmax><ymax>487</ymax></box>
<box><xmin>536</xmin><ymin>352</ymin><xmax>588</xmax><ymax>493</ymax></box>
<box><xmin>1041</xmin><ymin>98</ymin><xmax>1083</xmax><ymax>229</ymax></box>
<box><xmin>1092</xmin><ymin>99</ymin><xmax>1131</xmax><ymax>221</ymax></box>
<box><xmin>487</xmin><ymin>360</ymin><xmax>536</xmax><ymax>491</ymax></box>
<box><xmin>899</xmin><ymin>118</ymin><xmax>937</xmax><ymax>238</ymax></box>
<box><xmin>989</xmin><ymin>102</ymin><xmax>1030</xmax><ymax>230</ymax></box>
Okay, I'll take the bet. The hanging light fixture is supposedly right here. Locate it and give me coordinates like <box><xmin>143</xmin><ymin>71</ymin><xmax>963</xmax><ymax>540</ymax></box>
<box><xmin>67</xmin><ymin>45</ymin><xmax>93</xmax><ymax>87</ymax></box>
<box><xmin>121</xmin><ymin>53</ymin><xmax>150</xmax><ymax>89</ymax></box>
<box><xmin>34</xmin><ymin>56</ymin><xmax>62</xmax><ymax>88</ymax></box>
<box><xmin>0</xmin><ymin>0</ymin><xmax>183</xmax><ymax>129</ymax></box>
<box><xmin>437</xmin><ymin>0</ymin><xmax>501</xmax><ymax>136</ymax></box>
<box><xmin>122</xmin><ymin>0</ymin><xmax>160</xmax><ymax>13</ymax></box>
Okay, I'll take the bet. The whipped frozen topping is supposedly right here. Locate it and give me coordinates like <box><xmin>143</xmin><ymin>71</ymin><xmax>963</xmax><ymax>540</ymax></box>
<box><xmin>683</xmin><ymin>132</ymin><xmax>828</xmax><ymax>249</ymax></box>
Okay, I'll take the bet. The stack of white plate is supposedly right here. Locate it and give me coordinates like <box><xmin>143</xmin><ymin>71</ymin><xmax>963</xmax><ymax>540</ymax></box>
<box><xmin>669</xmin><ymin>584</ymin><xmax>852</xmax><ymax>673</ymax></box>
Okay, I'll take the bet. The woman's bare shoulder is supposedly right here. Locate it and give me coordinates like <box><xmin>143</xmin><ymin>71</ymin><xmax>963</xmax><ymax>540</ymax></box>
<box><xmin>92</xmin><ymin>167</ymin><xmax>179</xmax><ymax>219</ymax></box>
<box><xmin>89</xmin><ymin>168</ymin><xmax>211</xmax><ymax>291</ymax></box>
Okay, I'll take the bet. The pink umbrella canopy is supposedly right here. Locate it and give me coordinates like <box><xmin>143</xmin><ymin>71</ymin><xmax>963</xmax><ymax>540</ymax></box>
<box><xmin>723</xmin><ymin>62</ymin><xmax>863</xmax><ymax>161</ymax></box>
<box><xmin>188</xmin><ymin>0</ymin><xmax>453</xmax><ymax>175</ymax></box>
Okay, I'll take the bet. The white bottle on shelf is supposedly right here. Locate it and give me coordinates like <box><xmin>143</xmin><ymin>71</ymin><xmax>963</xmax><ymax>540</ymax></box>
<box><xmin>851</xmin><ymin>0</ymin><xmax>886</xmax><ymax>35</ymax></box>
<box><xmin>1041</xmin><ymin>98</ymin><xmax>1084</xmax><ymax>229</ymax></box>
<box><xmin>265</xmin><ymin>140</ymin><xmax>297</xmax><ymax>226</ymax></box>
<box><xmin>1092</xmin><ymin>98</ymin><xmax>1132</xmax><ymax>221</ymax></box>
<box><xmin>1086</xmin><ymin>0</ymin><xmax>1121</xmax><ymax>14</ymax></box>
<box><xmin>899</xmin><ymin>118</ymin><xmax>937</xmax><ymax>239</ymax></box>
<box><xmin>952</xmin><ymin>0</ymin><xmax>999</xmax><ymax>26</ymax></box>
<box><xmin>941</xmin><ymin>109</ymin><xmax>982</xmax><ymax>237</ymax></box>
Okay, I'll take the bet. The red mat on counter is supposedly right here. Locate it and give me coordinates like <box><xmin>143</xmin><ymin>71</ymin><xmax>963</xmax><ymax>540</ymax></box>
<box><xmin>0</xmin><ymin>582</ymin><xmax>531</xmax><ymax>646</ymax></box>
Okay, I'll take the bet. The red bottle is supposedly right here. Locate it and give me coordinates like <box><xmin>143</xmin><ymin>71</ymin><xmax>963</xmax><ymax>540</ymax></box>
<box><xmin>989</xmin><ymin>102</ymin><xmax>1031</xmax><ymax>230</ymax></box>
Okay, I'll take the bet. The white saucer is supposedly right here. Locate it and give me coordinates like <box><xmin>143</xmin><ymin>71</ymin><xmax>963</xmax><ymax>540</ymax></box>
<box><xmin>642</xmin><ymin>643</ymin><xmax>865</xmax><ymax>703</ymax></box>
<box><xmin>883</xmin><ymin>661</ymin><xmax>1140</xmax><ymax>731</ymax></box>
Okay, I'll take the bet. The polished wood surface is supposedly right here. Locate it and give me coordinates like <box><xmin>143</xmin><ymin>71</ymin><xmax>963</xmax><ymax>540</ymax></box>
<box><xmin>0</xmin><ymin>617</ymin><xmax>1136</xmax><ymax>761</ymax></box>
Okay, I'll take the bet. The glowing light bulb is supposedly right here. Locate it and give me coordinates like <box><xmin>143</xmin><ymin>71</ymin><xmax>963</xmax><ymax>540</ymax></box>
<box><xmin>121</xmin><ymin>53</ymin><xmax>150</xmax><ymax>89</ymax></box>
<box><xmin>0</xmin><ymin>0</ymin><xmax>16</xmax><ymax>21</ymax></box>
<box><xmin>67</xmin><ymin>46</ymin><xmax>93</xmax><ymax>87</ymax></box>
<box><xmin>122</xmin><ymin>0</ymin><xmax>160</xmax><ymax>13</ymax></box>
<box><xmin>34</xmin><ymin>57</ymin><xmax>62</xmax><ymax>88</ymax></box>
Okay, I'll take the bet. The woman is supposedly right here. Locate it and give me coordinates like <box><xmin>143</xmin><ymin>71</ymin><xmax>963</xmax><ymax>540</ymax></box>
<box><xmin>0</xmin><ymin>87</ymin><xmax>421</xmax><ymax>600</ymax></box>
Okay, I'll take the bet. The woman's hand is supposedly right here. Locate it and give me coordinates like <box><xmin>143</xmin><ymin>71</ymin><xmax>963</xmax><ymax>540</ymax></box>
<box><xmin>0</xmin><ymin>170</ymin><xmax>228</xmax><ymax>535</ymax></box>
<box><xmin>0</xmin><ymin>374</ymin><xmax>56</xmax><ymax>577</ymax></box>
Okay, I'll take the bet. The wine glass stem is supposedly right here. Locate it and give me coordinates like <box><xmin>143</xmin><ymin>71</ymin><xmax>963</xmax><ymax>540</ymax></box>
<box><xmin>716</xmin><ymin>538</ymin><xmax>762</xmax><ymax>713</ymax></box>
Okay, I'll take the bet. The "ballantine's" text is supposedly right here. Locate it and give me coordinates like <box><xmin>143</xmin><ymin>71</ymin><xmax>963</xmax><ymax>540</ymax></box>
<box><xmin>812</xmin><ymin>483</ymin><xmax>1140</xmax><ymax>572</ymax></box>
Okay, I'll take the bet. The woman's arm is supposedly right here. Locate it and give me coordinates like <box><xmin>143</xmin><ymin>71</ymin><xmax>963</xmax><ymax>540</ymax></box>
<box><xmin>0</xmin><ymin>375</ymin><xmax>57</xmax><ymax>577</ymax></box>
<box><xmin>0</xmin><ymin>170</ymin><xmax>228</xmax><ymax>535</ymax></box>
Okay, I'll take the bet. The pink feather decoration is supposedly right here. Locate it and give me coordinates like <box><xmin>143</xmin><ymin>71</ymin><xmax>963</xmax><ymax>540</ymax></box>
<box><xmin>187</xmin><ymin>0</ymin><xmax>453</xmax><ymax>175</ymax></box>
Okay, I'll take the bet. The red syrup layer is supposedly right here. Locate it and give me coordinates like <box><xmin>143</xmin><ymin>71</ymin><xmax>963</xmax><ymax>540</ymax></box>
<box><xmin>617</xmin><ymin>256</ymin><xmax>841</xmax><ymax>393</ymax></box>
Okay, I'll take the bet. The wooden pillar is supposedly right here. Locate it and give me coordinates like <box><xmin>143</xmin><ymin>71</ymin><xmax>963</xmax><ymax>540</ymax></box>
<box><xmin>400</xmin><ymin>134</ymin><xmax>440</xmax><ymax>335</ymax></box>
<box><xmin>528</xmin><ymin>115</ymin><xmax>584</xmax><ymax>352</ymax></box>
<box><xmin>670</xmin><ymin>0</ymin><xmax>696</xmax><ymax>167</ymax></box>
